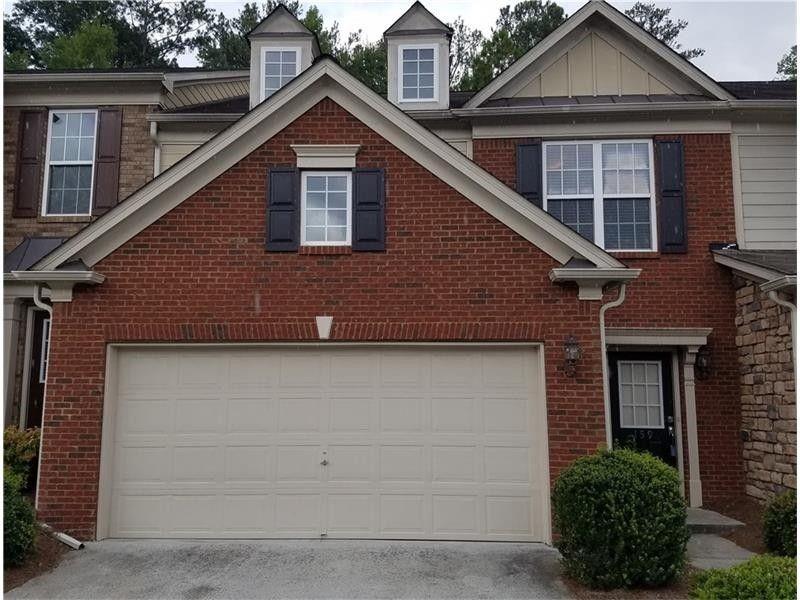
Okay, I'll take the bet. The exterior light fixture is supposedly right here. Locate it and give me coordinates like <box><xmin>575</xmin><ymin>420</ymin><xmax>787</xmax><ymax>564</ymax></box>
<box><xmin>564</xmin><ymin>335</ymin><xmax>582</xmax><ymax>376</ymax></box>
<box><xmin>696</xmin><ymin>345</ymin><xmax>712</xmax><ymax>379</ymax></box>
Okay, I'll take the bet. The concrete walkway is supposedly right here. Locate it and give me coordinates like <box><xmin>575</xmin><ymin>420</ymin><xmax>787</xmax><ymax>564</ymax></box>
<box><xmin>7</xmin><ymin>539</ymin><xmax>569</xmax><ymax>600</ymax></box>
<box><xmin>687</xmin><ymin>534</ymin><xmax>756</xmax><ymax>570</ymax></box>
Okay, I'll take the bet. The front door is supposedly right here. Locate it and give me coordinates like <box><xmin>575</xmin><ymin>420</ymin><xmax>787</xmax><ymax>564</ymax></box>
<box><xmin>24</xmin><ymin>310</ymin><xmax>50</xmax><ymax>429</ymax></box>
<box><xmin>609</xmin><ymin>352</ymin><xmax>676</xmax><ymax>467</ymax></box>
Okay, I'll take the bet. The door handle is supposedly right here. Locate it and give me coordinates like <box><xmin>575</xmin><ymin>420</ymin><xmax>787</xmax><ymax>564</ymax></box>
<box><xmin>320</xmin><ymin>451</ymin><xmax>328</xmax><ymax>466</ymax></box>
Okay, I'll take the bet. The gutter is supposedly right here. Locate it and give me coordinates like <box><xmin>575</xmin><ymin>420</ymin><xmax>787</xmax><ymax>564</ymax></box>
<box><xmin>4</xmin><ymin>72</ymin><xmax>165</xmax><ymax>83</ymax></box>
<box><xmin>761</xmin><ymin>275</ymin><xmax>797</xmax><ymax>363</ymax></box>
<box><xmin>409</xmin><ymin>99</ymin><xmax>796</xmax><ymax>121</ymax></box>
<box><xmin>549</xmin><ymin>267</ymin><xmax>641</xmax><ymax>301</ymax></box>
<box><xmin>146</xmin><ymin>113</ymin><xmax>242</xmax><ymax>123</ymax></box>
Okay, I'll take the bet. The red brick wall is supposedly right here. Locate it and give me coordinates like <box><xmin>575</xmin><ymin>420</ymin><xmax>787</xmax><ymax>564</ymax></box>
<box><xmin>4</xmin><ymin>105</ymin><xmax>155</xmax><ymax>252</ymax></box>
<box><xmin>474</xmin><ymin>134</ymin><xmax>743</xmax><ymax>501</ymax></box>
<box><xmin>39</xmin><ymin>99</ymin><xmax>610</xmax><ymax>538</ymax></box>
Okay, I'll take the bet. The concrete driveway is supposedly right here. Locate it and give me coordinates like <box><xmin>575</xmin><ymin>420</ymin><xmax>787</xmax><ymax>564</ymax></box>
<box><xmin>8</xmin><ymin>539</ymin><xmax>568</xmax><ymax>599</ymax></box>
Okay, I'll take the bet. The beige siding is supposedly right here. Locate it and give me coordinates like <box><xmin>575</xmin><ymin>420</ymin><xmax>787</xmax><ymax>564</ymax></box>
<box><xmin>495</xmin><ymin>27</ymin><xmax>705</xmax><ymax>99</ymax></box>
<box><xmin>735</xmin><ymin>131</ymin><xmax>797</xmax><ymax>249</ymax></box>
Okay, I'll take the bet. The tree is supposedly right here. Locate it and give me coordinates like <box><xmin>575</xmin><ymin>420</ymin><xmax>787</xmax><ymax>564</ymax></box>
<box><xmin>777</xmin><ymin>46</ymin><xmax>797</xmax><ymax>80</ymax></box>
<box><xmin>39</xmin><ymin>21</ymin><xmax>118</xmax><ymax>69</ymax></box>
<box><xmin>624</xmin><ymin>2</ymin><xmax>704</xmax><ymax>60</ymax></box>
<box><xmin>449</xmin><ymin>17</ymin><xmax>483</xmax><ymax>90</ymax></box>
<box><xmin>459</xmin><ymin>1</ymin><xmax>566</xmax><ymax>91</ymax></box>
<box><xmin>3</xmin><ymin>0</ymin><xmax>210</xmax><ymax>69</ymax></box>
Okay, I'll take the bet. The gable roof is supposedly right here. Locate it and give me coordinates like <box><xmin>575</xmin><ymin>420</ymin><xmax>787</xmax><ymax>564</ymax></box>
<box><xmin>384</xmin><ymin>1</ymin><xmax>453</xmax><ymax>37</ymax></box>
<box><xmin>32</xmin><ymin>56</ymin><xmax>626</xmax><ymax>273</ymax></box>
<box><xmin>247</xmin><ymin>3</ymin><xmax>315</xmax><ymax>38</ymax></box>
<box><xmin>463</xmin><ymin>0</ymin><xmax>734</xmax><ymax>109</ymax></box>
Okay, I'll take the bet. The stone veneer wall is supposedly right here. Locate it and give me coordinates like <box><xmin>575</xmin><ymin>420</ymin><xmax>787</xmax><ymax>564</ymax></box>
<box><xmin>735</xmin><ymin>276</ymin><xmax>796</xmax><ymax>500</ymax></box>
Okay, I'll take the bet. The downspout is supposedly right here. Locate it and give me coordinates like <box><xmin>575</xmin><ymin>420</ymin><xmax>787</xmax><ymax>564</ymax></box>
<box><xmin>31</xmin><ymin>284</ymin><xmax>52</xmax><ymax>511</ymax></box>
<box><xmin>599</xmin><ymin>283</ymin><xmax>627</xmax><ymax>447</ymax></box>
<box><xmin>765</xmin><ymin>289</ymin><xmax>796</xmax><ymax>364</ymax></box>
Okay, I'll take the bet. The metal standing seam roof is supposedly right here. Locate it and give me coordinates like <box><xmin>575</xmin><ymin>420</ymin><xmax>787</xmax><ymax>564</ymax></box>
<box><xmin>4</xmin><ymin>237</ymin><xmax>68</xmax><ymax>273</ymax></box>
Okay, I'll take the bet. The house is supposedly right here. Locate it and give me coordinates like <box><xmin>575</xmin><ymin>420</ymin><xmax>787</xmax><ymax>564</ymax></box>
<box><xmin>2</xmin><ymin>1</ymin><xmax>795</xmax><ymax>541</ymax></box>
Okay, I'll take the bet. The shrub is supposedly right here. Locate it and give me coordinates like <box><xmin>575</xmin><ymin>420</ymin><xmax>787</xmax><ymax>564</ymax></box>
<box><xmin>764</xmin><ymin>490</ymin><xmax>796</xmax><ymax>556</ymax></box>
<box><xmin>552</xmin><ymin>448</ymin><xmax>689</xmax><ymax>589</ymax></box>
<box><xmin>4</xmin><ymin>426</ymin><xmax>40</xmax><ymax>487</ymax></box>
<box><xmin>690</xmin><ymin>555</ymin><xmax>797</xmax><ymax>600</ymax></box>
<box><xmin>4</xmin><ymin>465</ymin><xmax>37</xmax><ymax>566</ymax></box>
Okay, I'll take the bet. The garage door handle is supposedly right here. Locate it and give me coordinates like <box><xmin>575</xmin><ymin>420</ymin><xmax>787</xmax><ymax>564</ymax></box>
<box><xmin>320</xmin><ymin>459</ymin><xmax>329</xmax><ymax>466</ymax></box>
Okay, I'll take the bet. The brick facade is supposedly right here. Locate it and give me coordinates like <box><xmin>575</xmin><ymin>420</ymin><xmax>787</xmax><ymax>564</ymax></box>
<box><xmin>35</xmin><ymin>100</ymin><xmax>745</xmax><ymax>538</ymax></box>
<box><xmin>4</xmin><ymin>104</ymin><xmax>155</xmax><ymax>252</ymax></box>
<box><xmin>474</xmin><ymin>134</ymin><xmax>744</xmax><ymax>501</ymax></box>
<box><xmin>735</xmin><ymin>277</ymin><xmax>796</xmax><ymax>500</ymax></box>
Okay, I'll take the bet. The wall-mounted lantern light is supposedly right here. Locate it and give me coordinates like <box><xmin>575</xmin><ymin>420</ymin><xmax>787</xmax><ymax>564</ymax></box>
<box><xmin>696</xmin><ymin>345</ymin><xmax>712</xmax><ymax>379</ymax></box>
<box><xmin>564</xmin><ymin>335</ymin><xmax>582</xmax><ymax>376</ymax></box>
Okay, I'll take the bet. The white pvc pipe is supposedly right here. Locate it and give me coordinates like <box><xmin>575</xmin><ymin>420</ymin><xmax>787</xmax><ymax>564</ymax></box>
<box><xmin>599</xmin><ymin>283</ymin><xmax>627</xmax><ymax>448</ymax></box>
<box><xmin>31</xmin><ymin>284</ymin><xmax>52</xmax><ymax>511</ymax></box>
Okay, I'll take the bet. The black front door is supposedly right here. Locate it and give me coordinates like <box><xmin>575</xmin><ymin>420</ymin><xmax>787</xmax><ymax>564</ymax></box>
<box><xmin>25</xmin><ymin>310</ymin><xmax>50</xmax><ymax>429</ymax></box>
<box><xmin>609</xmin><ymin>352</ymin><xmax>676</xmax><ymax>467</ymax></box>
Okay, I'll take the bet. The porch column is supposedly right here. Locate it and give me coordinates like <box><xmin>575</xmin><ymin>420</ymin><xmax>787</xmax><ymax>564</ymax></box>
<box><xmin>4</xmin><ymin>298</ymin><xmax>23</xmax><ymax>426</ymax></box>
<box><xmin>683</xmin><ymin>345</ymin><xmax>703</xmax><ymax>507</ymax></box>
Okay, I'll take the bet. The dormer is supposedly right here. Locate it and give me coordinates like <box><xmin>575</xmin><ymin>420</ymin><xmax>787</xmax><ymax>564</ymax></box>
<box><xmin>248</xmin><ymin>4</ymin><xmax>321</xmax><ymax>108</ymax></box>
<box><xmin>384</xmin><ymin>2</ymin><xmax>451</xmax><ymax>111</ymax></box>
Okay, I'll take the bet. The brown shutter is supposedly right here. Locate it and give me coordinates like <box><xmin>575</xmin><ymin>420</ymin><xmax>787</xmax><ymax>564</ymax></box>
<box><xmin>92</xmin><ymin>108</ymin><xmax>122</xmax><ymax>216</ymax></box>
<box><xmin>13</xmin><ymin>110</ymin><xmax>46</xmax><ymax>217</ymax></box>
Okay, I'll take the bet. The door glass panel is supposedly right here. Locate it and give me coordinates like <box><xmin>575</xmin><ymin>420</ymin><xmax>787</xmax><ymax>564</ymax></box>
<box><xmin>618</xmin><ymin>360</ymin><xmax>663</xmax><ymax>428</ymax></box>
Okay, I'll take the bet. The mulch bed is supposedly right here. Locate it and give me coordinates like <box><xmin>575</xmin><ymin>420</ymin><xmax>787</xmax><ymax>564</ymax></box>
<box><xmin>4</xmin><ymin>530</ymin><xmax>69</xmax><ymax>592</ymax></box>
<box><xmin>705</xmin><ymin>496</ymin><xmax>767</xmax><ymax>554</ymax></box>
<box><xmin>562</xmin><ymin>570</ymin><xmax>693</xmax><ymax>600</ymax></box>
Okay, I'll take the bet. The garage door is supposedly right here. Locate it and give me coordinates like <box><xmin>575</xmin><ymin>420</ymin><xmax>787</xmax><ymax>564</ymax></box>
<box><xmin>102</xmin><ymin>345</ymin><xmax>549</xmax><ymax>541</ymax></box>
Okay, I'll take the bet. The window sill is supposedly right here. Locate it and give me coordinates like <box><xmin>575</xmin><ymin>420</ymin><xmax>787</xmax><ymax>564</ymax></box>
<box><xmin>608</xmin><ymin>251</ymin><xmax>660</xmax><ymax>260</ymax></box>
<box><xmin>37</xmin><ymin>215</ymin><xmax>94</xmax><ymax>224</ymax></box>
<box><xmin>299</xmin><ymin>245</ymin><xmax>352</xmax><ymax>255</ymax></box>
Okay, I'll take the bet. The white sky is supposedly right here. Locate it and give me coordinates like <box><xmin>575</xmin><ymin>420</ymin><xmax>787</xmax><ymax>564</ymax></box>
<box><xmin>3</xmin><ymin>0</ymin><xmax>795</xmax><ymax>80</ymax></box>
<box><xmin>198</xmin><ymin>0</ymin><xmax>797</xmax><ymax>80</ymax></box>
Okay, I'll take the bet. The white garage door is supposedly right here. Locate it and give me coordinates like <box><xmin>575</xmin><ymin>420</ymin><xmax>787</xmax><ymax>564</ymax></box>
<box><xmin>102</xmin><ymin>345</ymin><xmax>549</xmax><ymax>541</ymax></box>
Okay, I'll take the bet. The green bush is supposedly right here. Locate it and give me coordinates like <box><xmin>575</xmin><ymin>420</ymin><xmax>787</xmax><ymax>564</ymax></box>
<box><xmin>690</xmin><ymin>555</ymin><xmax>797</xmax><ymax>600</ymax></box>
<box><xmin>4</xmin><ymin>465</ymin><xmax>37</xmax><ymax>566</ymax></box>
<box><xmin>4</xmin><ymin>426</ymin><xmax>40</xmax><ymax>487</ymax></box>
<box><xmin>764</xmin><ymin>490</ymin><xmax>796</xmax><ymax>557</ymax></box>
<box><xmin>552</xmin><ymin>448</ymin><xmax>689</xmax><ymax>589</ymax></box>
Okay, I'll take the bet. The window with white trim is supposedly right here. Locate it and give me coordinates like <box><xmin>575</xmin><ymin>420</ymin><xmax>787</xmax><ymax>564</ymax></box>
<box><xmin>399</xmin><ymin>45</ymin><xmax>437</xmax><ymax>102</ymax></box>
<box><xmin>43</xmin><ymin>110</ymin><xmax>97</xmax><ymax>216</ymax></box>
<box><xmin>262</xmin><ymin>47</ymin><xmax>301</xmax><ymax>100</ymax></box>
<box><xmin>618</xmin><ymin>360</ymin><xmax>663</xmax><ymax>428</ymax></box>
<box><xmin>543</xmin><ymin>140</ymin><xmax>656</xmax><ymax>251</ymax></box>
<box><xmin>301</xmin><ymin>172</ymin><xmax>352</xmax><ymax>245</ymax></box>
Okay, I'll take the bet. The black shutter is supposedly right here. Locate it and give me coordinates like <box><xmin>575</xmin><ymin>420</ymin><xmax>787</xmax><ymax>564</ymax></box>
<box><xmin>92</xmin><ymin>108</ymin><xmax>122</xmax><ymax>216</ymax></box>
<box><xmin>516</xmin><ymin>140</ymin><xmax>543</xmax><ymax>208</ymax></box>
<box><xmin>352</xmin><ymin>168</ymin><xmax>385</xmax><ymax>251</ymax></box>
<box><xmin>656</xmin><ymin>140</ymin><xmax>688</xmax><ymax>253</ymax></box>
<box><xmin>14</xmin><ymin>110</ymin><xmax>46</xmax><ymax>218</ymax></box>
<box><xmin>266</xmin><ymin>167</ymin><xmax>299</xmax><ymax>251</ymax></box>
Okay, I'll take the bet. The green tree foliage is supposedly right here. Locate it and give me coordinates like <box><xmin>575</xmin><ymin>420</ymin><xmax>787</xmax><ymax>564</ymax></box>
<box><xmin>449</xmin><ymin>17</ymin><xmax>483</xmax><ymax>91</ymax></box>
<box><xmin>4</xmin><ymin>0</ymin><xmax>210</xmax><ymax>69</ymax></box>
<box><xmin>777</xmin><ymin>46</ymin><xmax>797</xmax><ymax>80</ymax></box>
<box><xmin>39</xmin><ymin>21</ymin><xmax>118</xmax><ymax>69</ymax></box>
<box><xmin>624</xmin><ymin>2</ymin><xmax>704</xmax><ymax>60</ymax></box>
<box><xmin>458</xmin><ymin>1</ymin><xmax>566</xmax><ymax>91</ymax></box>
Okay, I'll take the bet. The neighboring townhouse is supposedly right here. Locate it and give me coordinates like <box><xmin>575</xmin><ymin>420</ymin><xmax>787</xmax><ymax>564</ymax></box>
<box><xmin>2</xmin><ymin>1</ymin><xmax>795</xmax><ymax>541</ymax></box>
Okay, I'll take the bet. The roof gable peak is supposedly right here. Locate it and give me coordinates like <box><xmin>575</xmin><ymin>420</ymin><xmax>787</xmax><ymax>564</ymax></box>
<box><xmin>248</xmin><ymin>3</ymin><xmax>313</xmax><ymax>38</ymax></box>
<box><xmin>384</xmin><ymin>1</ymin><xmax>453</xmax><ymax>38</ymax></box>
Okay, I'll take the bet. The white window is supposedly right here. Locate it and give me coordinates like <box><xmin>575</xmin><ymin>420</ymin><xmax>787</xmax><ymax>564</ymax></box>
<box><xmin>39</xmin><ymin>318</ymin><xmax>50</xmax><ymax>384</ymax></box>
<box><xmin>618</xmin><ymin>361</ymin><xmax>663</xmax><ymax>429</ymax></box>
<box><xmin>43</xmin><ymin>109</ymin><xmax>98</xmax><ymax>216</ymax></box>
<box><xmin>301</xmin><ymin>172</ymin><xmax>352</xmax><ymax>246</ymax></box>
<box><xmin>261</xmin><ymin>47</ymin><xmax>301</xmax><ymax>100</ymax></box>
<box><xmin>543</xmin><ymin>140</ymin><xmax>656</xmax><ymax>251</ymax></box>
<box><xmin>399</xmin><ymin>45</ymin><xmax>437</xmax><ymax>102</ymax></box>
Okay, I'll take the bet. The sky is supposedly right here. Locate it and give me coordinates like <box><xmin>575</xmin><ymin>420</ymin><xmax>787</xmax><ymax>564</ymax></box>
<box><xmin>2</xmin><ymin>0</ymin><xmax>795</xmax><ymax>80</ymax></box>
<box><xmin>199</xmin><ymin>0</ymin><xmax>797</xmax><ymax>81</ymax></box>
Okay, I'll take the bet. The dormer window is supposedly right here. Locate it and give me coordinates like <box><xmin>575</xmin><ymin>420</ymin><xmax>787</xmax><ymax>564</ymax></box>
<box><xmin>399</xmin><ymin>45</ymin><xmax>437</xmax><ymax>102</ymax></box>
<box><xmin>261</xmin><ymin>47</ymin><xmax>301</xmax><ymax>101</ymax></box>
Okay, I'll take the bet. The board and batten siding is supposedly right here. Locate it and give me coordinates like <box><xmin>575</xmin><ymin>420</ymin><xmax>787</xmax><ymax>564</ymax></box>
<box><xmin>733</xmin><ymin>126</ymin><xmax>797</xmax><ymax>250</ymax></box>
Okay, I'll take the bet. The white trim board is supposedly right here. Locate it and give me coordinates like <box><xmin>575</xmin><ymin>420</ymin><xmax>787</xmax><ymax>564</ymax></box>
<box><xmin>463</xmin><ymin>0</ymin><xmax>734</xmax><ymax>109</ymax></box>
<box><xmin>32</xmin><ymin>58</ymin><xmax>629</xmax><ymax>272</ymax></box>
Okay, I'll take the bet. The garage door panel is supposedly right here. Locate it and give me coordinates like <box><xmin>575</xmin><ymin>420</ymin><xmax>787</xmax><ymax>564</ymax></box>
<box><xmin>107</xmin><ymin>346</ymin><xmax>548</xmax><ymax>541</ymax></box>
